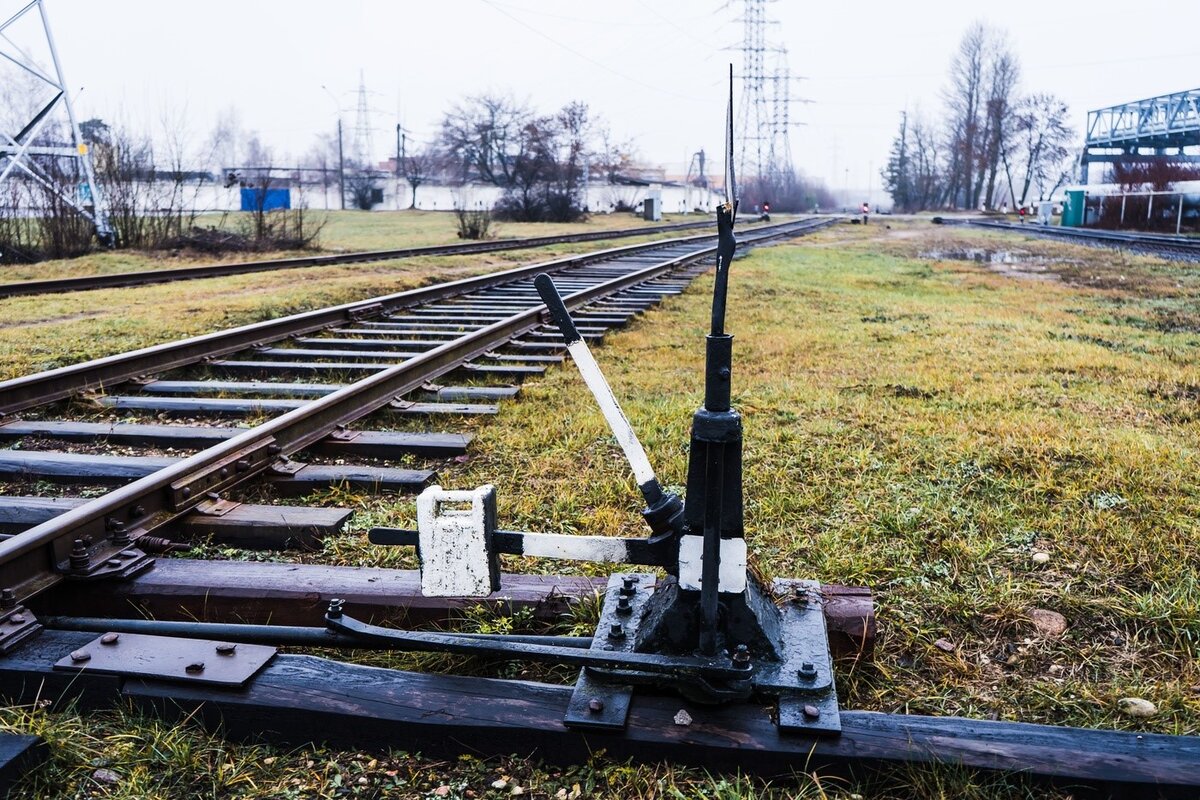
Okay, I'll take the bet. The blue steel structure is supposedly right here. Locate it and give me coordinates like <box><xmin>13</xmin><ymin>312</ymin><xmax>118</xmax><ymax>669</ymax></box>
<box><xmin>1081</xmin><ymin>88</ymin><xmax>1200</xmax><ymax>182</ymax></box>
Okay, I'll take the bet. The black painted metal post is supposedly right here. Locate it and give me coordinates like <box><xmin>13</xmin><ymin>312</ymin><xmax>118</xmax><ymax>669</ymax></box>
<box><xmin>689</xmin><ymin>199</ymin><xmax>741</xmax><ymax>655</ymax></box>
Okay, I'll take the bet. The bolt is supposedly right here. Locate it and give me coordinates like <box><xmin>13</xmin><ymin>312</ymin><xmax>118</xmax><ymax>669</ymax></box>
<box><xmin>732</xmin><ymin>644</ymin><xmax>751</xmax><ymax>669</ymax></box>
<box><xmin>802</xmin><ymin>704</ymin><xmax>821</xmax><ymax>720</ymax></box>
<box><xmin>70</xmin><ymin>650</ymin><xmax>91</xmax><ymax>663</ymax></box>
<box><xmin>69</xmin><ymin>539</ymin><xmax>90</xmax><ymax>571</ymax></box>
<box><xmin>607</xmin><ymin>623</ymin><xmax>626</xmax><ymax>641</ymax></box>
<box><xmin>219</xmin><ymin>467</ymin><xmax>229</xmax><ymax>478</ymax></box>
<box><xmin>327</xmin><ymin>598</ymin><xmax>345</xmax><ymax>618</ymax></box>
<box><xmin>10</xmin><ymin>614</ymin><xmax>25</xmax><ymax>625</ymax></box>
<box><xmin>268</xmin><ymin>444</ymin><xmax>282</xmax><ymax>455</ymax></box>
<box><xmin>105</xmin><ymin>559</ymin><xmax>122</xmax><ymax>567</ymax></box>
<box><xmin>0</xmin><ymin>589</ymin><xmax>15</xmax><ymax>610</ymax></box>
<box><xmin>619</xmin><ymin>576</ymin><xmax>637</xmax><ymax>597</ymax></box>
<box><xmin>236</xmin><ymin>459</ymin><xmax>251</xmax><ymax>472</ymax></box>
<box><xmin>185</xmin><ymin>662</ymin><xmax>205</xmax><ymax>674</ymax></box>
<box><xmin>798</xmin><ymin>662</ymin><xmax>817</xmax><ymax>681</ymax></box>
<box><xmin>110</xmin><ymin>521</ymin><xmax>130</xmax><ymax>547</ymax></box>
<box><xmin>794</xmin><ymin>588</ymin><xmax>809</xmax><ymax>605</ymax></box>
<box><xmin>132</xmin><ymin>505</ymin><xmax>145</xmax><ymax>517</ymax></box>
<box><xmin>100</xmin><ymin>633</ymin><xmax>119</xmax><ymax>645</ymax></box>
<box><xmin>616</xmin><ymin>597</ymin><xmax>632</xmax><ymax>616</ymax></box>
<box><xmin>216</xmin><ymin>643</ymin><xmax>237</xmax><ymax>656</ymax></box>
<box><xmin>181</xmin><ymin>487</ymin><xmax>192</xmax><ymax>499</ymax></box>
<box><xmin>587</xmin><ymin>698</ymin><xmax>605</xmax><ymax>714</ymax></box>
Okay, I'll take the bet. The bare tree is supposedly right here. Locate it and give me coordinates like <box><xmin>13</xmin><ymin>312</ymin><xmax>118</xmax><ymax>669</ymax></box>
<box><xmin>978</xmin><ymin>43</ymin><xmax>1019</xmax><ymax>209</ymax></box>
<box><xmin>441</xmin><ymin>93</ymin><xmax>534</xmax><ymax>186</ymax></box>
<box><xmin>400</xmin><ymin>145</ymin><xmax>436</xmax><ymax>208</ymax></box>
<box><xmin>942</xmin><ymin>22</ymin><xmax>987</xmax><ymax>208</ymax></box>
<box><xmin>1004</xmin><ymin>94</ymin><xmax>1073</xmax><ymax>206</ymax></box>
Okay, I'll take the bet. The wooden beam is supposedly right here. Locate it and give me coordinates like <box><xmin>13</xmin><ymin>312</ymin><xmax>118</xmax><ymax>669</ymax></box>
<box><xmin>0</xmin><ymin>420</ymin><xmax>472</xmax><ymax>458</ymax></box>
<box><xmin>0</xmin><ymin>497</ymin><xmax>350</xmax><ymax>549</ymax></box>
<box><xmin>1</xmin><ymin>630</ymin><xmax>1192</xmax><ymax>796</ymax></box>
<box><xmin>40</xmin><ymin>561</ymin><xmax>599</xmax><ymax>626</ymax></box>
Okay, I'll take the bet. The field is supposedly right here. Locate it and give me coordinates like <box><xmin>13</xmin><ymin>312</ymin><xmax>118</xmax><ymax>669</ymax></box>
<box><xmin>1</xmin><ymin>217</ymin><xmax>1198</xmax><ymax>798</ymax></box>
<box><xmin>0</xmin><ymin>210</ymin><xmax>695</xmax><ymax>381</ymax></box>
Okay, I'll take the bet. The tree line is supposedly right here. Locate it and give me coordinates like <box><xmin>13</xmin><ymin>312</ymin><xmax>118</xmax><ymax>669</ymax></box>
<box><xmin>882</xmin><ymin>22</ymin><xmax>1076</xmax><ymax>212</ymax></box>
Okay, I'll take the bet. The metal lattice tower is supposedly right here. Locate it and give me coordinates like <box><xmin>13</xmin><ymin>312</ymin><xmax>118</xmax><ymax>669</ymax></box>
<box><xmin>0</xmin><ymin>0</ymin><xmax>111</xmax><ymax>241</ymax></box>
<box><xmin>732</xmin><ymin>0</ymin><xmax>769</xmax><ymax>181</ymax></box>
<box><xmin>766</xmin><ymin>47</ymin><xmax>795</xmax><ymax>182</ymax></box>
<box><xmin>352</xmin><ymin>70</ymin><xmax>374</xmax><ymax>169</ymax></box>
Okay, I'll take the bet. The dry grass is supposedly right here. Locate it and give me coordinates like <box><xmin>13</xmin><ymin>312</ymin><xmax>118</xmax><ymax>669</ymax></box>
<box><xmin>2</xmin><ymin>219</ymin><xmax>1198</xmax><ymax>797</ymax></box>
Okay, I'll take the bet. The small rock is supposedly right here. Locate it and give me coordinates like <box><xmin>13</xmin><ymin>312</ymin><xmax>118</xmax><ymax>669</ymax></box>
<box><xmin>933</xmin><ymin>638</ymin><xmax>956</xmax><ymax>653</ymax></box>
<box><xmin>556</xmin><ymin>790</ymin><xmax>568</xmax><ymax>800</ymax></box>
<box><xmin>673</xmin><ymin>709</ymin><xmax>693</xmax><ymax>726</ymax></box>
<box><xmin>1031</xmin><ymin>551</ymin><xmax>1051</xmax><ymax>565</ymax></box>
<box><xmin>262</xmin><ymin>757</ymin><xmax>277</xmax><ymax>766</ymax></box>
<box><xmin>434</xmin><ymin>786</ymin><xmax>452</xmax><ymax>797</ymax></box>
<box><xmin>1028</xmin><ymin>608</ymin><xmax>1068</xmax><ymax>637</ymax></box>
<box><xmin>511</xmin><ymin>787</ymin><xmax>526</xmax><ymax>796</ymax></box>
<box><xmin>1049</xmin><ymin>664</ymin><xmax>1064</xmax><ymax>675</ymax></box>
<box><xmin>92</xmin><ymin>768</ymin><xmax>121</xmax><ymax>786</ymax></box>
<box><xmin>1118</xmin><ymin>697</ymin><xmax>1157</xmax><ymax>718</ymax></box>
<box><xmin>492</xmin><ymin>779</ymin><xmax>509</xmax><ymax>790</ymax></box>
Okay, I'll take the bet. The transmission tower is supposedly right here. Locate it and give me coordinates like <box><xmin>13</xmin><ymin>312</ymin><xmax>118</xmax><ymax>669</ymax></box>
<box><xmin>766</xmin><ymin>47</ymin><xmax>801</xmax><ymax>182</ymax></box>
<box><xmin>732</xmin><ymin>0</ymin><xmax>769</xmax><ymax>181</ymax></box>
<box><xmin>729</xmin><ymin>0</ymin><xmax>803</xmax><ymax>185</ymax></box>
<box><xmin>0</xmin><ymin>0</ymin><xmax>112</xmax><ymax>242</ymax></box>
<box><xmin>351</xmin><ymin>70</ymin><xmax>374</xmax><ymax>169</ymax></box>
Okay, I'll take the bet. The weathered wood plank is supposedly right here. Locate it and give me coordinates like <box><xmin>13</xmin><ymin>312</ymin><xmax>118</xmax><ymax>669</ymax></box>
<box><xmin>0</xmin><ymin>496</ymin><xmax>88</xmax><ymax>534</ymax></box>
<box><xmin>76</xmin><ymin>645</ymin><xmax>1194</xmax><ymax>795</ymax></box>
<box><xmin>0</xmin><ymin>733</ymin><xmax>47</xmax><ymax>796</ymax></box>
<box><xmin>269</xmin><ymin>464</ymin><xmax>433</xmax><ymax>496</ymax></box>
<box><xmin>0</xmin><ymin>450</ymin><xmax>431</xmax><ymax>492</ymax></box>
<box><xmin>43</xmin><ymin>561</ymin><xmax>598</xmax><ymax>626</ymax></box>
<box><xmin>0</xmin><ymin>420</ymin><xmax>470</xmax><ymax>458</ymax></box>
<box><xmin>0</xmin><ymin>496</ymin><xmax>350</xmax><ymax>548</ymax></box>
<box><xmin>177</xmin><ymin>504</ymin><xmax>352</xmax><ymax>549</ymax></box>
<box><xmin>97</xmin><ymin>396</ymin><xmax>495</xmax><ymax>417</ymax></box>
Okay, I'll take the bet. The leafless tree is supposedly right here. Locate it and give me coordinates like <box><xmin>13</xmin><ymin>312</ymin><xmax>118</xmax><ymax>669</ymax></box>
<box><xmin>400</xmin><ymin>145</ymin><xmax>436</xmax><ymax>208</ymax></box>
<box><xmin>1005</xmin><ymin>93</ymin><xmax>1074</xmax><ymax>206</ymax></box>
<box><xmin>441</xmin><ymin>93</ymin><xmax>534</xmax><ymax>186</ymax></box>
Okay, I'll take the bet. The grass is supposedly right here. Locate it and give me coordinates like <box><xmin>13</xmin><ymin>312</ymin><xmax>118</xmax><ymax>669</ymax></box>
<box><xmin>0</xmin><ymin>209</ymin><xmax>697</xmax><ymax>283</ymax></box>
<box><xmin>2</xmin><ymin>219</ymin><xmax>1199</xmax><ymax>797</ymax></box>
<box><xmin>0</xmin><ymin>212</ymin><xmax>704</xmax><ymax>381</ymax></box>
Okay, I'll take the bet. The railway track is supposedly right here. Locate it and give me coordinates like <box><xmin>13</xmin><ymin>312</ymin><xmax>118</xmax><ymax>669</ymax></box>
<box><xmin>0</xmin><ymin>218</ymin><xmax>716</xmax><ymax>299</ymax></box>
<box><xmin>958</xmin><ymin>218</ymin><xmax>1200</xmax><ymax>260</ymax></box>
<box><xmin>0</xmin><ymin>216</ymin><xmax>832</xmax><ymax>605</ymax></box>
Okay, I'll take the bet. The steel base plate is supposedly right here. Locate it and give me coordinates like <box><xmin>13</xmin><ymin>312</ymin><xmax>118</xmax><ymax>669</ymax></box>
<box><xmin>53</xmin><ymin>632</ymin><xmax>276</xmax><ymax>687</ymax></box>
<box><xmin>563</xmin><ymin>572</ymin><xmax>654</xmax><ymax>731</ymax></box>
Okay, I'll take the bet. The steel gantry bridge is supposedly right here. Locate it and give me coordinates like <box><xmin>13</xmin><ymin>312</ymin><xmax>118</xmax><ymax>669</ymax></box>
<box><xmin>1081</xmin><ymin>88</ymin><xmax>1200</xmax><ymax>181</ymax></box>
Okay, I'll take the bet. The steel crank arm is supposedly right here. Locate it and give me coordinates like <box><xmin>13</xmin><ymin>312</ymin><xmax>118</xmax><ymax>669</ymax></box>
<box><xmin>324</xmin><ymin>608</ymin><xmax>749</xmax><ymax>681</ymax></box>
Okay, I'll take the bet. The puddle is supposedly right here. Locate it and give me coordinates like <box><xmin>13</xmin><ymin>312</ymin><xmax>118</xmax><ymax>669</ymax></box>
<box><xmin>918</xmin><ymin>248</ymin><xmax>1067</xmax><ymax>282</ymax></box>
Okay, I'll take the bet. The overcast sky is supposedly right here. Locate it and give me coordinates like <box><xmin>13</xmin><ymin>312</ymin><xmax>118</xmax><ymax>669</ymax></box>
<box><xmin>25</xmin><ymin>0</ymin><xmax>1200</xmax><ymax>199</ymax></box>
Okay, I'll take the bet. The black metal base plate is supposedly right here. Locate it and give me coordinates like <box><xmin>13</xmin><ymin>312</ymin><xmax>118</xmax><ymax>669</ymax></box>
<box><xmin>562</xmin><ymin>573</ymin><xmax>654</xmax><ymax>731</ymax></box>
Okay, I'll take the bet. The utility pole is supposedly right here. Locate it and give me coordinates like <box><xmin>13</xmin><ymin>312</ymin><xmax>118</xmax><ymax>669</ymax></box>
<box><xmin>337</xmin><ymin>119</ymin><xmax>346</xmax><ymax>211</ymax></box>
<box><xmin>396</xmin><ymin>124</ymin><xmax>402</xmax><ymax>210</ymax></box>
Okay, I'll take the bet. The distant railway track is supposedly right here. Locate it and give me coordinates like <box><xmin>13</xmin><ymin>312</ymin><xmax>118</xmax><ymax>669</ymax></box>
<box><xmin>0</xmin><ymin>216</ymin><xmax>833</xmax><ymax>606</ymax></box>
<box><xmin>958</xmin><ymin>218</ymin><xmax>1200</xmax><ymax>260</ymax></box>
<box><xmin>0</xmin><ymin>218</ymin><xmax>719</xmax><ymax>299</ymax></box>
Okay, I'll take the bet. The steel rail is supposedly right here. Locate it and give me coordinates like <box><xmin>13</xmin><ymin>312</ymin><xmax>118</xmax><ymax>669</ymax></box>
<box><xmin>0</xmin><ymin>218</ymin><xmax>833</xmax><ymax>603</ymax></box>
<box><xmin>963</xmin><ymin>219</ymin><xmax>1200</xmax><ymax>258</ymax></box>
<box><xmin>0</xmin><ymin>219</ymin><xmax>715</xmax><ymax>299</ymax></box>
<box><xmin>0</xmin><ymin>228</ymin><xmax>739</xmax><ymax>415</ymax></box>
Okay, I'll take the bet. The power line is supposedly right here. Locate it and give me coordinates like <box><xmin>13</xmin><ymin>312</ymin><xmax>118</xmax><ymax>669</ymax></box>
<box><xmin>478</xmin><ymin>0</ymin><xmax>711</xmax><ymax>104</ymax></box>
